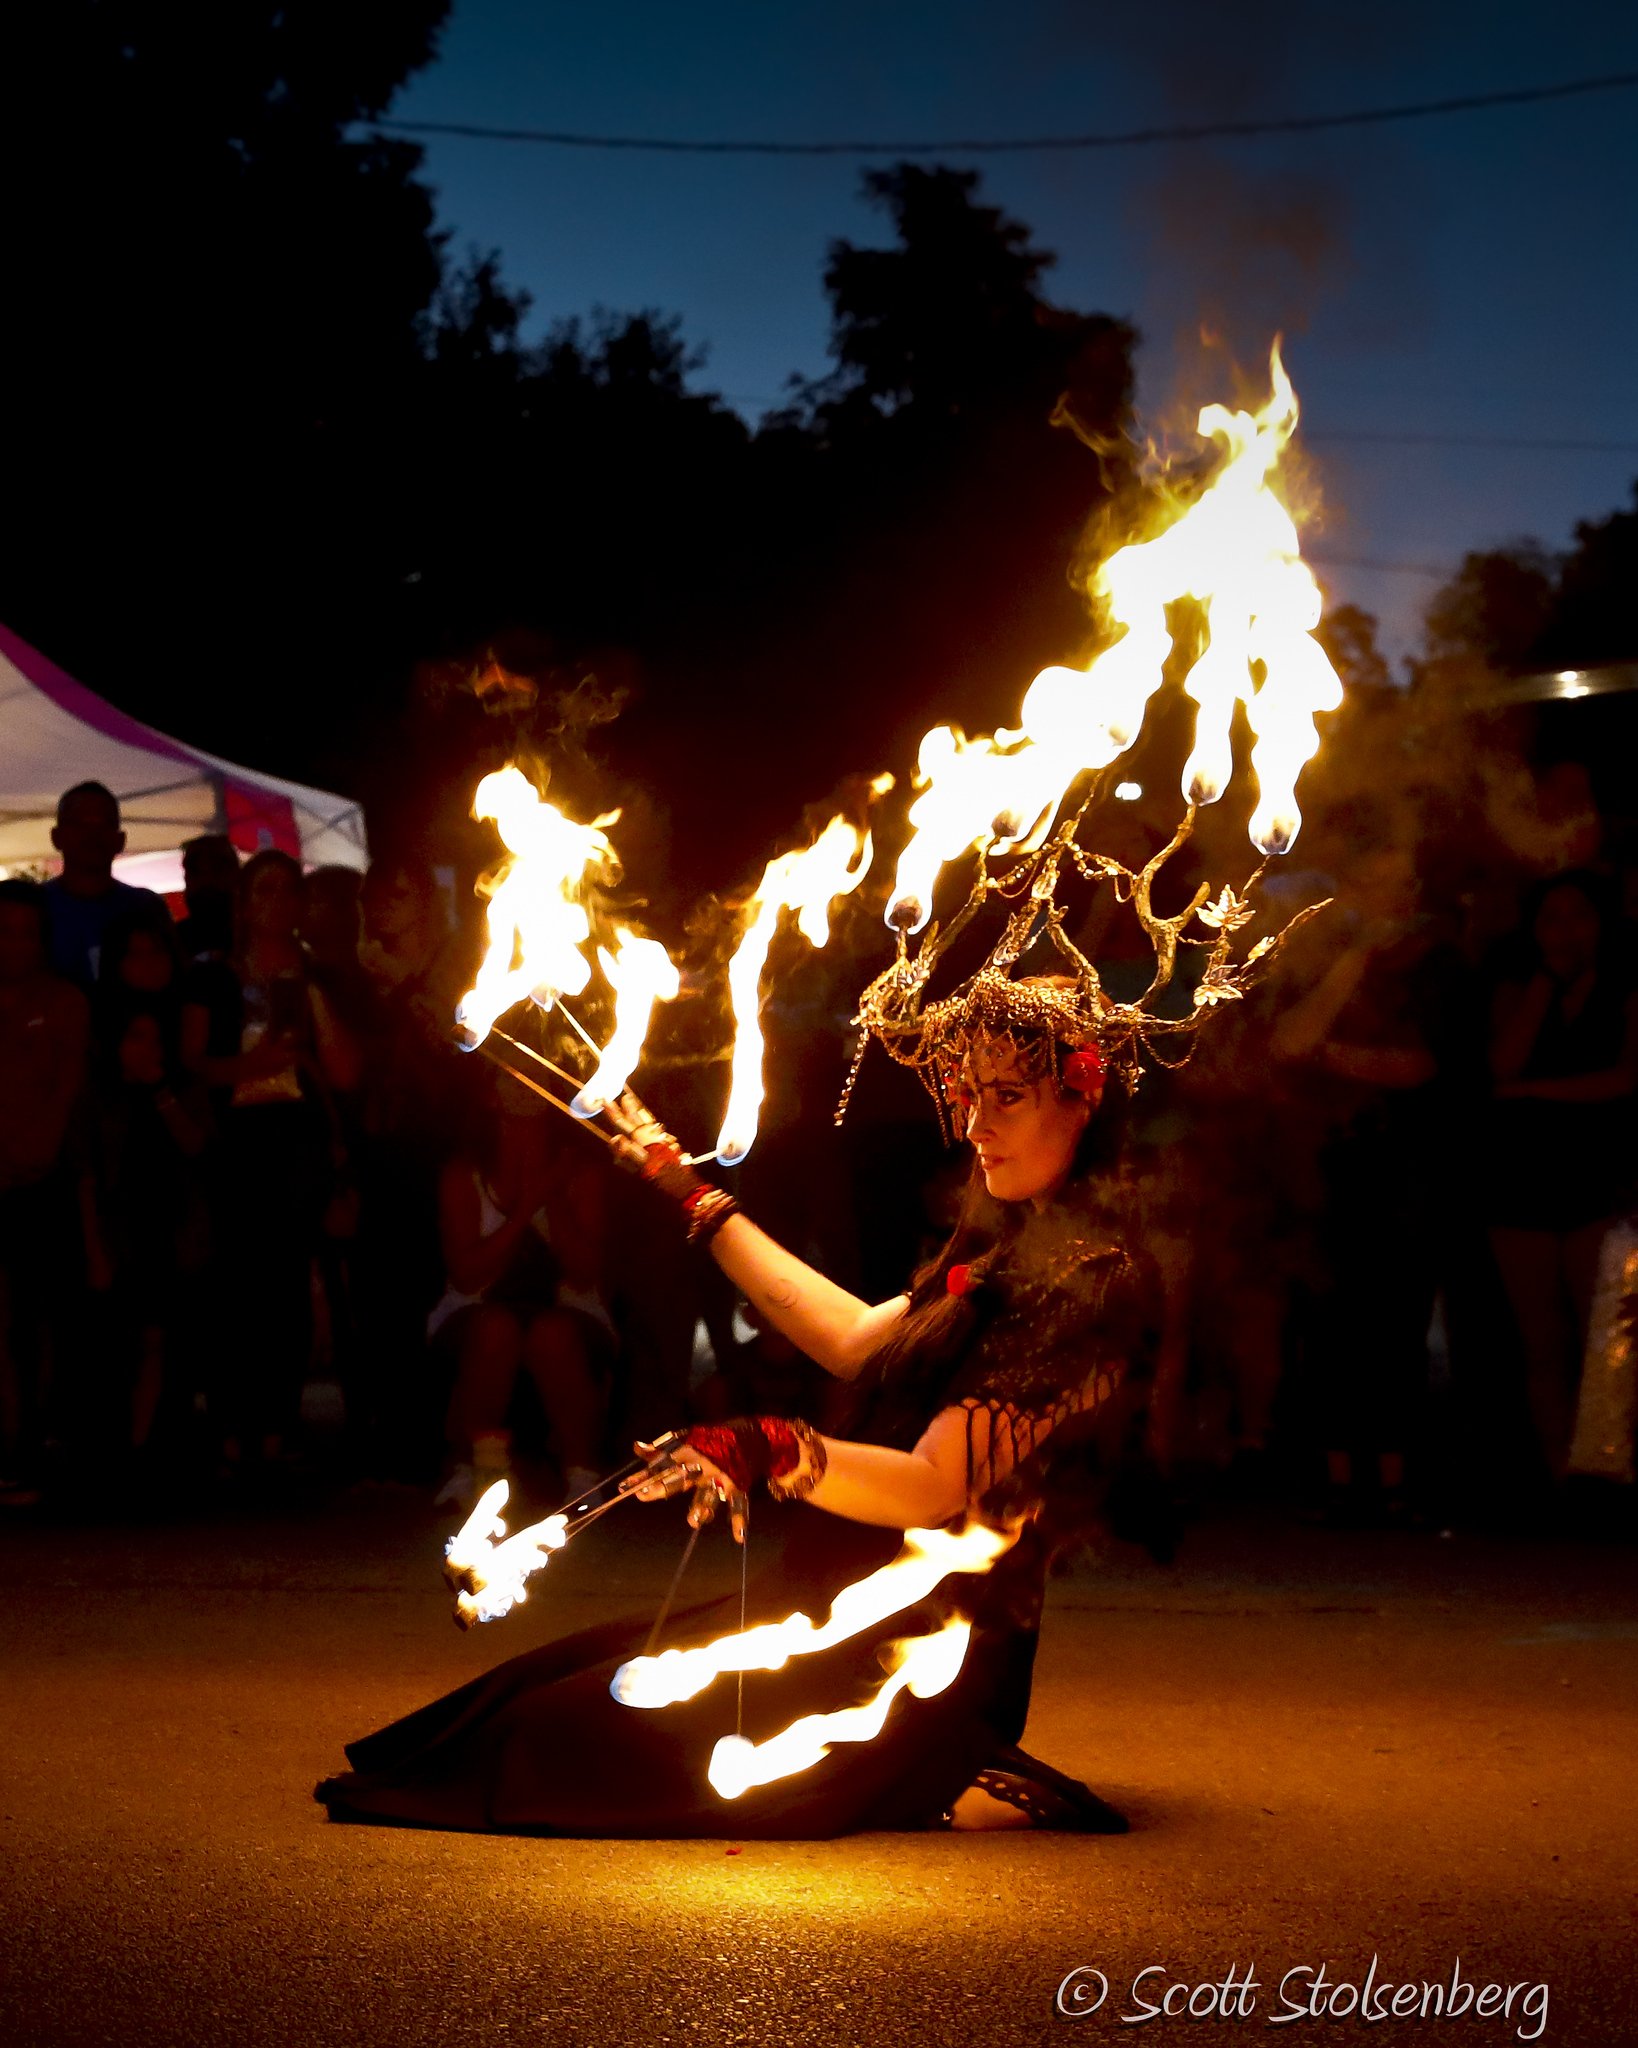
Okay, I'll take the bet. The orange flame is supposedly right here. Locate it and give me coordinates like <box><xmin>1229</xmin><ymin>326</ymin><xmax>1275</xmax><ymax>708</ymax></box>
<box><xmin>715</xmin><ymin>809</ymin><xmax>879</xmax><ymax>1165</ymax></box>
<box><xmin>888</xmin><ymin>345</ymin><xmax>1341</xmax><ymax>927</ymax></box>
<box><xmin>707</xmin><ymin>1618</ymin><xmax>973</xmax><ymax>1798</ymax></box>
<box><xmin>612</xmin><ymin>1520</ymin><xmax>1013</xmax><ymax>1795</ymax></box>
<box><xmin>612</xmin><ymin>1521</ymin><xmax>1013</xmax><ymax>1707</ymax></box>
<box><xmin>456</xmin><ymin>766</ymin><xmax>620</xmax><ymax>1047</ymax></box>
<box><xmin>443</xmin><ymin>1478</ymin><xmax>568</xmax><ymax>1626</ymax></box>
<box><xmin>570</xmin><ymin>927</ymin><xmax>680</xmax><ymax>1118</ymax></box>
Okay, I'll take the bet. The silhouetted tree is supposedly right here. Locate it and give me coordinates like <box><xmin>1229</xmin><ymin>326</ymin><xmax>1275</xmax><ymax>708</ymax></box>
<box><xmin>0</xmin><ymin>1</ymin><xmax>454</xmax><ymax>774</ymax></box>
<box><xmin>1419</xmin><ymin>542</ymin><xmax>1560</xmax><ymax>674</ymax></box>
<box><xmin>1539</xmin><ymin>485</ymin><xmax>1638</xmax><ymax>670</ymax></box>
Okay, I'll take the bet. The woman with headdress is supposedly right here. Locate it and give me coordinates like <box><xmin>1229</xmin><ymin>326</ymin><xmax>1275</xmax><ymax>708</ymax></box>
<box><xmin>316</xmin><ymin>972</ymin><xmax>1168</xmax><ymax>1837</ymax></box>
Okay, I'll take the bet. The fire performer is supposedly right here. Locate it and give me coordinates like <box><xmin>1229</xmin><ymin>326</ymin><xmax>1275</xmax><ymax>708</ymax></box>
<box><xmin>315</xmin><ymin>348</ymin><xmax>1337</xmax><ymax>1836</ymax></box>
<box><xmin>315</xmin><ymin>973</ymin><xmax>1178</xmax><ymax>1834</ymax></box>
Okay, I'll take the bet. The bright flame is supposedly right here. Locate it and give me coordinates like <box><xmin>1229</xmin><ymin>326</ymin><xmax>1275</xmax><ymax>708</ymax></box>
<box><xmin>888</xmin><ymin>346</ymin><xmax>1341</xmax><ymax>927</ymax></box>
<box><xmin>456</xmin><ymin>766</ymin><xmax>620</xmax><ymax>1047</ymax></box>
<box><xmin>707</xmin><ymin>1618</ymin><xmax>973</xmax><ymax>1798</ymax></box>
<box><xmin>886</xmin><ymin>727</ymin><xmax>1061</xmax><ymax>934</ymax></box>
<box><xmin>444</xmin><ymin>1478</ymin><xmax>568</xmax><ymax>1626</ymax></box>
<box><xmin>611</xmin><ymin>1520</ymin><xmax>1013</xmax><ymax>1708</ymax></box>
<box><xmin>715</xmin><ymin>811</ymin><xmax>877</xmax><ymax>1165</ymax></box>
<box><xmin>570</xmin><ymin>928</ymin><xmax>680</xmax><ymax>1118</ymax></box>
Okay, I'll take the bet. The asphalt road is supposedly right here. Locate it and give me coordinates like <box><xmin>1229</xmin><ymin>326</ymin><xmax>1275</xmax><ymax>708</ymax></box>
<box><xmin>1</xmin><ymin>1491</ymin><xmax>1634</xmax><ymax>2048</ymax></box>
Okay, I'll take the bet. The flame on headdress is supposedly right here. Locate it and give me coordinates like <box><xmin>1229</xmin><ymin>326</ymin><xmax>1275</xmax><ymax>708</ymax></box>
<box><xmin>852</xmin><ymin>345</ymin><xmax>1338</xmax><ymax>1115</ymax></box>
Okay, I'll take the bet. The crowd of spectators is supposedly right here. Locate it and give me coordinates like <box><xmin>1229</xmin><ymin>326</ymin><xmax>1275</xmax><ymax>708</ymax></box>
<box><xmin>1</xmin><ymin>768</ymin><xmax>1634</xmax><ymax>1538</ymax></box>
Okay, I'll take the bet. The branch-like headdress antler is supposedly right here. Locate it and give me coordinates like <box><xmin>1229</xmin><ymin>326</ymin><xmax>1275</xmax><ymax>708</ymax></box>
<box><xmin>841</xmin><ymin>795</ymin><xmax>1328</xmax><ymax>1134</ymax></box>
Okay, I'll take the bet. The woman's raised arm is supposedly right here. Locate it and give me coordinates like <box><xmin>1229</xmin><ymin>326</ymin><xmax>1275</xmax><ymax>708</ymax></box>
<box><xmin>705</xmin><ymin>1212</ymin><xmax>907</xmax><ymax>1382</ymax></box>
<box><xmin>603</xmin><ymin>1090</ymin><xmax>907</xmax><ymax>1381</ymax></box>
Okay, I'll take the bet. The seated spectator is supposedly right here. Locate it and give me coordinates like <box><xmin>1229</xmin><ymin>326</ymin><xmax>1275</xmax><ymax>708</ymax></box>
<box><xmin>428</xmin><ymin>1071</ymin><xmax>615</xmax><ymax>1510</ymax></box>
<box><xmin>1483</xmin><ymin>872</ymin><xmax>1638</xmax><ymax>1483</ymax></box>
<box><xmin>79</xmin><ymin>998</ymin><xmax>212</xmax><ymax>1462</ymax></box>
<box><xmin>0</xmin><ymin>879</ymin><xmax>90</xmax><ymax>1504</ymax></box>
<box><xmin>176</xmin><ymin>835</ymin><xmax>239</xmax><ymax>965</ymax></box>
<box><xmin>180</xmin><ymin>849</ymin><xmax>360</xmax><ymax>1471</ymax></box>
<box><xmin>43</xmin><ymin>782</ymin><xmax>168</xmax><ymax>988</ymax></box>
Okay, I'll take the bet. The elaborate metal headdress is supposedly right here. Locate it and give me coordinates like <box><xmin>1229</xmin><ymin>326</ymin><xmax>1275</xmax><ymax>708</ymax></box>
<box><xmin>842</xmin><ymin>793</ymin><xmax>1327</xmax><ymax>1135</ymax></box>
<box><xmin>841</xmin><ymin>347</ymin><xmax>1341</xmax><ymax>1135</ymax></box>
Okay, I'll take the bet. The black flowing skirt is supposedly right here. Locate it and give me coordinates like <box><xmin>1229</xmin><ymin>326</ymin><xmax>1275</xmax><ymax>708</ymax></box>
<box><xmin>315</xmin><ymin>1509</ymin><xmax>1045</xmax><ymax>1838</ymax></box>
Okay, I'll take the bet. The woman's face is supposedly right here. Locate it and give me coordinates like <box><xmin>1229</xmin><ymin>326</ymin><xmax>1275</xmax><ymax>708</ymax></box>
<box><xmin>962</xmin><ymin>1044</ymin><xmax>1093</xmax><ymax>1205</ymax></box>
<box><xmin>120</xmin><ymin>927</ymin><xmax>173</xmax><ymax>993</ymax></box>
<box><xmin>244</xmin><ymin>860</ymin><xmax>303</xmax><ymax>938</ymax></box>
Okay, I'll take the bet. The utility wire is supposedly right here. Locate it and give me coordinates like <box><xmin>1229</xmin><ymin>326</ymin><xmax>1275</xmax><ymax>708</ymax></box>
<box><xmin>1307</xmin><ymin>552</ymin><xmax>1449</xmax><ymax>579</ymax></box>
<box><xmin>1309</xmin><ymin>430</ymin><xmax>1638</xmax><ymax>455</ymax></box>
<box><xmin>380</xmin><ymin>69</ymin><xmax>1638</xmax><ymax>156</ymax></box>
<box><xmin>716</xmin><ymin>399</ymin><xmax>1638</xmax><ymax>455</ymax></box>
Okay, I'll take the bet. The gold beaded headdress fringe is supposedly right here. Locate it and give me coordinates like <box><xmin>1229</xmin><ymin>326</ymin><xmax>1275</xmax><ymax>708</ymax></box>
<box><xmin>838</xmin><ymin>790</ymin><xmax>1329</xmax><ymax>1138</ymax></box>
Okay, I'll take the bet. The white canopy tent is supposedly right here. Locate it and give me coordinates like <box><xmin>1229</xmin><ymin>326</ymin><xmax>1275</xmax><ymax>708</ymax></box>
<box><xmin>0</xmin><ymin>622</ymin><xmax>367</xmax><ymax>895</ymax></box>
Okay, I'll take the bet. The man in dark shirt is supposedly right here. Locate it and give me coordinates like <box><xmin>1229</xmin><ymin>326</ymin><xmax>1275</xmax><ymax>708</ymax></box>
<box><xmin>42</xmin><ymin>782</ymin><xmax>169</xmax><ymax>988</ymax></box>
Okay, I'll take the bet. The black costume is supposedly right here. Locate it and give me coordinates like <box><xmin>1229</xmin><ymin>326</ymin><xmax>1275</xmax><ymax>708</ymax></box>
<box><xmin>316</xmin><ymin>1194</ymin><xmax>1158</xmax><ymax>1837</ymax></box>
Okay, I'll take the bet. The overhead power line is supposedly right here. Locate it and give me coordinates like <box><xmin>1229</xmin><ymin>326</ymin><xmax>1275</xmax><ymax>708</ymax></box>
<box><xmin>716</xmin><ymin>402</ymin><xmax>1638</xmax><ymax>455</ymax></box>
<box><xmin>380</xmin><ymin>69</ymin><xmax>1638</xmax><ymax>156</ymax></box>
<box><xmin>1309</xmin><ymin>430</ymin><xmax>1638</xmax><ymax>455</ymax></box>
<box><xmin>1307</xmin><ymin>552</ymin><xmax>1449</xmax><ymax>579</ymax></box>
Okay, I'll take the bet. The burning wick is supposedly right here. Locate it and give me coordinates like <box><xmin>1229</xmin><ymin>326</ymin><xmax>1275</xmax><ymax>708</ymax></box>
<box><xmin>443</xmin><ymin>1479</ymin><xmax>569</xmax><ymax>1629</ymax></box>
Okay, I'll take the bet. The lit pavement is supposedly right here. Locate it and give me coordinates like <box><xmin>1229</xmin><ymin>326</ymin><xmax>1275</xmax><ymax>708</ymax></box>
<box><xmin>1</xmin><ymin>1493</ymin><xmax>1634</xmax><ymax>2047</ymax></box>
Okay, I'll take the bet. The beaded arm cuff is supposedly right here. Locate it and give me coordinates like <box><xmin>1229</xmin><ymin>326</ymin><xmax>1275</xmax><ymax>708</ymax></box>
<box><xmin>682</xmin><ymin>1185</ymin><xmax>742</xmax><ymax>1248</ymax></box>
<box><xmin>766</xmin><ymin>1417</ymin><xmax>827</xmax><ymax>1502</ymax></box>
<box><xmin>682</xmin><ymin>1416</ymin><xmax>827</xmax><ymax>1501</ymax></box>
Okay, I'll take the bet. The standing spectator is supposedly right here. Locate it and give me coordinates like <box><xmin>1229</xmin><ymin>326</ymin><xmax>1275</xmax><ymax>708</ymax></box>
<box><xmin>180</xmin><ymin>849</ymin><xmax>360</xmax><ymax>1470</ymax></box>
<box><xmin>176</xmin><ymin>835</ymin><xmax>239</xmax><ymax>965</ymax></box>
<box><xmin>346</xmin><ymin>859</ymin><xmax>467</xmax><ymax>1479</ymax></box>
<box><xmin>1484</xmin><ymin>873</ymin><xmax>1638</xmax><ymax>1483</ymax></box>
<box><xmin>0</xmin><ymin>879</ymin><xmax>89</xmax><ymax>1503</ymax></box>
<box><xmin>42</xmin><ymin>782</ymin><xmax>167</xmax><ymax>988</ymax></box>
<box><xmin>79</xmin><ymin>997</ymin><xmax>212</xmax><ymax>1464</ymax></box>
<box><xmin>1273</xmin><ymin>846</ymin><xmax>1475</xmax><ymax>1523</ymax></box>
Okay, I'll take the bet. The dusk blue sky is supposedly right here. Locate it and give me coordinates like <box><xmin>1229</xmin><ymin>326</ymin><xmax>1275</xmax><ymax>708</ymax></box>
<box><xmin>385</xmin><ymin>0</ymin><xmax>1638</xmax><ymax>663</ymax></box>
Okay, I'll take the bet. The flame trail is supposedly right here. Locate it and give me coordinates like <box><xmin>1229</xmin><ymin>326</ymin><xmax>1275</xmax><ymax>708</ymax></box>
<box><xmin>707</xmin><ymin>1619</ymin><xmax>973</xmax><ymax>1798</ymax></box>
<box><xmin>611</xmin><ymin>1521</ymin><xmax>1013</xmax><ymax>1707</ymax></box>
<box><xmin>715</xmin><ymin>807</ymin><xmax>881</xmax><ymax>1166</ymax></box>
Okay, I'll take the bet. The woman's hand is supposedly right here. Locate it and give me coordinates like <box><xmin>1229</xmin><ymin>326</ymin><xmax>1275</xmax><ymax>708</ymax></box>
<box><xmin>619</xmin><ymin>1437</ymin><xmax>748</xmax><ymax>1542</ymax></box>
<box><xmin>602</xmin><ymin>1090</ymin><xmax>688</xmax><ymax>1180</ymax></box>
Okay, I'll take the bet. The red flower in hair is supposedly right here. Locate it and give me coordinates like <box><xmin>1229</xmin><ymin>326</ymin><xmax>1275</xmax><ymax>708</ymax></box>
<box><xmin>1062</xmin><ymin>1044</ymin><xmax>1106</xmax><ymax>1096</ymax></box>
<box><xmin>946</xmin><ymin>1262</ymin><xmax>974</xmax><ymax>1297</ymax></box>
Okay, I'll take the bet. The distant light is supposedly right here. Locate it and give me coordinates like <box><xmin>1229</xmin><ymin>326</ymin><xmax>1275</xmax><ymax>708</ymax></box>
<box><xmin>1560</xmin><ymin>683</ymin><xmax>1589</xmax><ymax>699</ymax></box>
<box><xmin>1556</xmin><ymin>670</ymin><xmax>1581</xmax><ymax>683</ymax></box>
<box><xmin>1115</xmin><ymin>781</ymin><xmax>1143</xmax><ymax>802</ymax></box>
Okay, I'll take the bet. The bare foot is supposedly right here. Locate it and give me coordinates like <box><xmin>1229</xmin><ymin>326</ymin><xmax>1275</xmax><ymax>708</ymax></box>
<box><xmin>948</xmin><ymin>1783</ymin><xmax>1036</xmax><ymax>1831</ymax></box>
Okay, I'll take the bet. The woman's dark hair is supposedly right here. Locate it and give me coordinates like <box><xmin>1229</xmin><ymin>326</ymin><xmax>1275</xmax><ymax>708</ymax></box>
<box><xmin>100</xmin><ymin>902</ymin><xmax>183</xmax><ymax>988</ymax></box>
<box><xmin>234</xmin><ymin>847</ymin><xmax>304</xmax><ymax>957</ymax></box>
<box><xmin>94</xmin><ymin>990</ymin><xmax>183</xmax><ymax>1088</ymax></box>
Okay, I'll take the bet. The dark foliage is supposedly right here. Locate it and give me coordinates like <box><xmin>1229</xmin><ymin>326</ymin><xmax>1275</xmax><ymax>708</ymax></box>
<box><xmin>0</xmin><ymin>23</ymin><xmax>1139</xmax><ymax>897</ymax></box>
